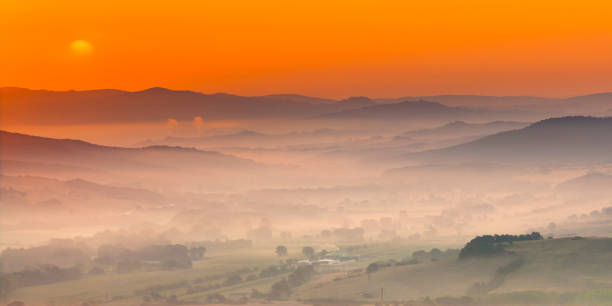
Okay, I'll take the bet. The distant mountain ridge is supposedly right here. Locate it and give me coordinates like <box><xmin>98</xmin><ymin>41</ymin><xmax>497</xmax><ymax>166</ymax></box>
<box><xmin>407</xmin><ymin>116</ymin><xmax>612</xmax><ymax>164</ymax></box>
<box><xmin>376</xmin><ymin>93</ymin><xmax>612</xmax><ymax>114</ymax></box>
<box><xmin>320</xmin><ymin>99</ymin><xmax>526</xmax><ymax>121</ymax></box>
<box><xmin>0</xmin><ymin>87</ymin><xmax>376</xmax><ymax>125</ymax></box>
<box><xmin>3</xmin><ymin>87</ymin><xmax>611</xmax><ymax>125</ymax></box>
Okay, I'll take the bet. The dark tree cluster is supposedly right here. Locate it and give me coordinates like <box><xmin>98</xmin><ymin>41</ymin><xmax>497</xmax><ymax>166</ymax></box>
<box><xmin>402</xmin><ymin>248</ymin><xmax>459</xmax><ymax>264</ymax></box>
<box><xmin>258</xmin><ymin>264</ymin><xmax>290</xmax><ymax>278</ymax></box>
<box><xmin>287</xmin><ymin>265</ymin><xmax>315</xmax><ymax>287</ymax></box>
<box><xmin>302</xmin><ymin>246</ymin><xmax>315</xmax><ymax>259</ymax></box>
<box><xmin>366</xmin><ymin>262</ymin><xmax>379</xmax><ymax>280</ymax></box>
<box><xmin>459</xmin><ymin>232</ymin><xmax>543</xmax><ymax>260</ymax></box>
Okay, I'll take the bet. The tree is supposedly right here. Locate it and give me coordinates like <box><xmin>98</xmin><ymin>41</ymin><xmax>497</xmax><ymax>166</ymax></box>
<box><xmin>458</xmin><ymin>233</ymin><xmax>543</xmax><ymax>260</ymax></box>
<box><xmin>276</xmin><ymin>245</ymin><xmax>288</xmax><ymax>257</ymax></box>
<box><xmin>287</xmin><ymin>265</ymin><xmax>315</xmax><ymax>287</ymax></box>
<box><xmin>302</xmin><ymin>246</ymin><xmax>315</xmax><ymax>259</ymax></box>
<box><xmin>189</xmin><ymin>247</ymin><xmax>206</xmax><ymax>260</ymax></box>
<box><xmin>366</xmin><ymin>263</ymin><xmax>379</xmax><ymax>281</ymax></box>
<box><xmin>430</xmin><ymin>248</ymin><xmax>442</xmax><ymax>261</ymax></box>
<box><xmin>268</xmin><ymin>279</ymin><xmax>291</xmax><ymax>300</ymax></box>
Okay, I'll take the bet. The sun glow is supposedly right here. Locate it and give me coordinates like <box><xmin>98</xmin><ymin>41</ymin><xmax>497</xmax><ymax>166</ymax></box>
<box><xmin>69</xmin><ymin>40</ymin><xmax>93</xmax><ymax>55</ymax></box>
<box><xmin>2</xmin><ymin>1</ymin><xmax>612</xmax><ymax>96</ymax></box>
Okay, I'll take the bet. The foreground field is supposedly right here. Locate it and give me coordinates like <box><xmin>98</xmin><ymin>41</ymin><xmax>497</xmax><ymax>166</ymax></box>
<box><xmin>7</xmin><ymin>247</ymin><xmax>281</xmax><ymax>305</ymax></box>
<box><xmin>6</xmin><ymin>238</ymin><xmax>612</xmax><ymax>305</ymax></box>
<box><xmin>4</xmin><ymin>242</ymin><xmax>439</xmax><ymax>306</ymax></box>
<box><xmin>297</xmin><ymin>237</ymin><xmax>612</xmax><ymax>304</ymax></box>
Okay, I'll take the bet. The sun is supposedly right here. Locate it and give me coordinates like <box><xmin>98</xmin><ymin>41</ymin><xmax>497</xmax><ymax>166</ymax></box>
<box><xmin>69</xmin><ymin>40</ymin><xmax>93</xmax><ymax>55</ymax></box>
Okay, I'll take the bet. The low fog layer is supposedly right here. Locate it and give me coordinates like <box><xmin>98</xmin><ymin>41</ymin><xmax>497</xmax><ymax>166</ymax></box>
<box><xmin>2</xmin><ymin>89</ymin><xmax>612</xmax><ymax>305</ymax></box>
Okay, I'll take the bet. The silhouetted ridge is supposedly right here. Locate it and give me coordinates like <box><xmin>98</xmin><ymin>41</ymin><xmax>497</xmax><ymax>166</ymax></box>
<box><xmin>408</xmin><ymin>116</ymin><xmax>612</xmax><ymax>164</ymax></box>
<box><xmin>0</xmin><ymin>130</ymin><xmax>257</xmax><ymax>171</ymax></box>
<box><xmin>1</xmin><ymin>87</ymin><xmax>379</xmax><ymax>124</ymax></box>
<box><xmin>528</xmin><ymin>116</ymin><xmax>612</xmax><ymax>128</ymax></box>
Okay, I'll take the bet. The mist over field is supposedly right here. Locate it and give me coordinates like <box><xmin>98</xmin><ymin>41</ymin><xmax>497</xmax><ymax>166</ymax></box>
<box><xmin>6</xmin><ymin>0</ymin><xmax>612</xmax><ymax>303</ymax></box>
<box><xmin>2</xmin><ymin>88</ymin><xmax>612</xmax><ymax>306</ymax></box>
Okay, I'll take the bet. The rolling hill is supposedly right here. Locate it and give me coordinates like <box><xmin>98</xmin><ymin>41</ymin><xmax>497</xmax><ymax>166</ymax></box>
<box><xmin>0</xmin><ymin>130</ymin><xmax>257</xmax><ymax>173</ymax></box>
<box><xmin>556</xmin><ymin>172</ymin><xmax>612</xmax><ymax>195</ymax></box>
<box><xmin>0</xmin><ymin>175</ymin><xmax>167</xmax><ymax>210</ymax></box>
<box><xmin>397</xmin><ymin>120</ymin><xmax>529</xmax><ymax>140</ymax></box>
<box><xmin>298</xmin><ymin>237</ymin><xmax>612</xmax><ymax>303</ymax></box>
<box><xmin>406</xmin><ymin>116</ymin><xmax>612</xmax><ymax>165</ymax></box>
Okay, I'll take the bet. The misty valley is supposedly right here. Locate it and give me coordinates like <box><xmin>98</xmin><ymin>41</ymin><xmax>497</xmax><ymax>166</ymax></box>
<box><xmin>2</xmin><ymin>88</ymin><xmax>612</xmax><ymax>306</ymax></box>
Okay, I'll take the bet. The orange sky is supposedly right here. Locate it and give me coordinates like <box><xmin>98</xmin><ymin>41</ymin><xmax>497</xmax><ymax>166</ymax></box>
<box><xmin>2</xmin><ymin>0</ymin><xmax>612</xmax><ymax>98</ymax></box>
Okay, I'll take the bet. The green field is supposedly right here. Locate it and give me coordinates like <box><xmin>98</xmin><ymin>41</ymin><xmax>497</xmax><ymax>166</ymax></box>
<box><xmin>4</xmin><ymin>242</ymin><xmax>441</xmax><ymax>305</ymax></box>
<box><xmin>7</xmin><ymin>247</ymin><xmax>283</xmax><ymax>305</ymax></box>
<box><xmin>7</xmin><ymin>238</ymin><xmax>612</xmax><ymax>305</ymax></box>
<box><xmin>296</xmin><ymin>237</ymin><xmax>612</xmax><ymax>304</ymax></box>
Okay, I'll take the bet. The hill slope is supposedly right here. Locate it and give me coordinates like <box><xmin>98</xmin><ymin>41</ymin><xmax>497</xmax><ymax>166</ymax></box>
<box><xmin>398</xmin><ymin>120</ymin><xmax>529</xmax><ymax>140</ymax></box>
<box><xmin>0</xmin><ymin>130</ymin><xmax>256</xmax><ymax>172</ymax></box>
<box><xmin>407</xmin><ymin>116</ymin><xmax>612</xmax><ymax>164</ymax></box>
<box><xmin>298</xmin><ymin>237</ymin><xmax>612</xmax><ymax>302</ymax></box>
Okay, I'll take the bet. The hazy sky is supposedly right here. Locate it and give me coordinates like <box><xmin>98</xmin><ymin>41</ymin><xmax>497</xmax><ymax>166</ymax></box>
<box><xmin>2</xmin><ymin>0</ymin><xmax>612</xmax><ymax>98</ymax></box>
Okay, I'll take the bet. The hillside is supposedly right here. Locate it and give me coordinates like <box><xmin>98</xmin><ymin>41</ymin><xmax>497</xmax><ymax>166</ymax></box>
<box><xmin>398</xmin><ymin>120</ymin><xmax>529</xmax><ymax>140</ymax></box>
<box><xmin>406</xmin><ymin>116</ymin><xmax>612</xmax><ymax>165</ymax></box>
<box><xmin>297</xmin><ymin>237</ymin><xmax>612</xmax><ymax>303</ymax></box>
<box><xmin>0</xmin><ymin>130</ymin><xmax>257</xmax><ymax>173</ymax></box>
<box><xmin>0</xmin><ymin>175</ymin><xmax>167</xmax><ymax>212</ymax></box>
<box><xmin>556</xmin><ymin>172</ymin><xmax>612</xmax><ymax>195</ymax></box>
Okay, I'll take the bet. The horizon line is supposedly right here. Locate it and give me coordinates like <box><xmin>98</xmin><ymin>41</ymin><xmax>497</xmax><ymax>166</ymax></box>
<box><xmin>2</xmin><ymin>86</ymin><xmax>612</xmax><ymax>101</ymax></box>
